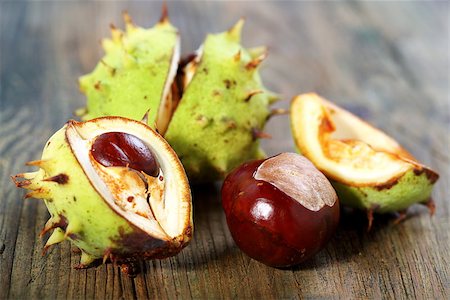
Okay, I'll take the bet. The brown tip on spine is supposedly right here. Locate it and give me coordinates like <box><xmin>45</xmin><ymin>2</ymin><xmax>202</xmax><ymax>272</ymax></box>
<box><xmin>11</xmin><ymin>175</ymin><xmax>31</xmax><ymax>188</ymax></box>
<box><xmin>424</xmin><ymin>199</ymin><xmax>436</xmax><ymax>216</ymax></box>
<box><xmin>251</xmin><ymin>128</ymin><xmax>272</xmax><ymax>141</ymax></box>
<box><xmin>245</xmin><ymin>51</ymin><xmax>268</xmax><ymax>70</ymax></box>
<box><xmin>393</xmin><ymin>210</ymin><xmax>408</xmax><ymax>225</ymax></box>
<box><xmin>43</xmin><ymin>173</ymin><xmax>69</xmax><ymax>184</ymax></box>
<box><xmin>109</xmin><ymin>23</ymin><xmax>116</xmax><ymax>30</ymax></box>
<box><xmin>40</xmin><ymin>221</ymin><xmax>54</xmax><ymax>238</ymax></box>
<box><xmin>159</xmin><ymin>2</ymin><xmax>169</xmax><ymax>23</ymax></box>
<box><xmin>233</xmin><ymin>50</ymin><xmax>241</xmax><ymax>62</ymax></box>
<box><xmin>24</xmin><ymin>190</ymin><xmax>46</xmax><ymax>200</ymax></box>
<box><xmin>26</xmin><ymin>160</ymin><xmax>47</xmax><ymax>168</ymax></box>
<box><xmin>122</xmin><ymin>11</ymin><xmax>133</xmax><ymax>25</ymax></box>
<box><xmin>366</xmin><ymin>208</ymin><xmax>374</xmax><ymax>232</ymax></box>
<box><xmin>244</xmin><ymin>90</ymin><xmax>263</xmax><ymax>102</ymax></box>
<box><xmin>103</xmin><ymin>248</ymin><xmax>112</xmax><ymax>264</ymax></box>
<box><xmin>140</xmin><ymin>109</ymin><xmax>150</xmax><ymax>125</ymax></box>
<box><xmin>40</xmin><ymin>216</ymin><xmax>68</xmax><ymax>238</ymax></box>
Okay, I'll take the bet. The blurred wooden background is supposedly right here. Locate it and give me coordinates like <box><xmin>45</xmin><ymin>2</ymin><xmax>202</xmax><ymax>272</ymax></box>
<box><xmin>0</xmin><ymin>1</ymin><xmax>448</xmax><ymax>298</ymax></box>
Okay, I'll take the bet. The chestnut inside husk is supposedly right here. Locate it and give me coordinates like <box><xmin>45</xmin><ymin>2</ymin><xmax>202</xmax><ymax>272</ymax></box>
<box><xmin>91</xmin><ymin>132</ymin><xmax>160</xmax><ymax>177</ymax></box>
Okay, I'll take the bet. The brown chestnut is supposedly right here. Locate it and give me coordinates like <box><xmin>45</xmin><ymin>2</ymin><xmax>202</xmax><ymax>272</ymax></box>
<box><xmin>221</xmin><ymin>153</ymin><xmax>339</xmax><ymax>268</ymax></box>
<box><xmin>91</xmin><ymin>132</ymin><xmax>159</xmax><ymax>177</ymax></box>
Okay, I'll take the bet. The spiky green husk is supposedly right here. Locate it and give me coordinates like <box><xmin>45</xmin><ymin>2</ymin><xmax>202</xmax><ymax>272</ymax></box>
<box><xmin>14</xmin><ymin>121</ymin><xmax>185</xmax><ymax>267</ymax></box>
<box><xmin>331</xmin><ymin>170</ymin><xmax>435</xmax><ymax>213</ymax></box>
<box><xmin>18</xmin><ymin>126</ymin><xmax>136</xmax><ymax>265</ymax></box>
<box><xmin>289</xmin><ymin>93</ymin><xmax>439</xmax><ymax>217</ymax></box>
<box><xmin>78</xmin><ymin>15</ymin><xmax>178</xmax><ymax>131</ymax></box>
<box><xmin>78</xmin><ymin>15</ymin><xmax>277</xmax><ymax>182</ymax></box>
<box><xmin>165</xmin><ymin>20</ymin><xmax>277</xmax><ymax>182</ymax></box>
<box><xmin>290</xmin><ymin>143</ymin><xmax>436</xmax><ymax>214</ymax></box>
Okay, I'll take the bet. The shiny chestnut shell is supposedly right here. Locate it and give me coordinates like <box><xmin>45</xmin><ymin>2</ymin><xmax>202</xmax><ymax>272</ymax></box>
<box><xmin>91</xmin><ymin>132</ymin><xmax>159</xmax><ymax>177</ymax></box>
<box><xmin>222</xmin><ymin>153</ymin><xmax>339</xmax><ymax>268</ymax></box>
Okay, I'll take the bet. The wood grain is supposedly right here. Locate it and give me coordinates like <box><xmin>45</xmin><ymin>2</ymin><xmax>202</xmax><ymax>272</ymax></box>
<box><xmin>1</xmin><ymin>1</ymin><xmax>448</xmax><ymax>299</ymax></box>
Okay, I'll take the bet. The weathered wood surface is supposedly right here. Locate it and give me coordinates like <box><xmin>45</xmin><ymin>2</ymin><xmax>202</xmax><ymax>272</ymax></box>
<box><xmin>1</xmin><ymin>1</ymin><xmax>448</xmax><ymax>299</ymax></box>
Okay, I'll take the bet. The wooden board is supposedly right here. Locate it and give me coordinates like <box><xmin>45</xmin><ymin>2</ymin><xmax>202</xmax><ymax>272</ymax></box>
<box><xmin>1</xmin><ymin>1</ymin><xmax>448</xmax><ymax>298</ymax></box>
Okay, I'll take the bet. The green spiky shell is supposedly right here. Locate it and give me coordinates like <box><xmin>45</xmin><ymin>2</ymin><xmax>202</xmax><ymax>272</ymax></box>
<box><xmin>331</xmin><ymin>170</ymin><xmax>436</xmax><ymax>213</ymax></box>
<box><xmin>291</xmin><ymin>142</ymin><xmax>437</xmax><ymax>214</ymax></box>
<box><xmin>290</xmin><ymin>137</ymin><xmax>438</xmax><ymax>213</ymax></box>
<box><xmin>290</xmin><ymin>93</ymin><xmax>439</xmax><ymax>215</ymax></box>
<box><xmin>78</xmin><ymin>16</ymin><xmax>178</xmax><ymax>130</ymax></box>
<box><xmin>78</xmin><ymin>16</ymin><xmax>277</xmax><ymax>182</ymax></box>
<box><xmin>15</xmin><ymin>119</ymin><xmax>188</xmax><ymax>267</ymax></box>
<box><xmin>165</xmin><ymin>20</ymin><xmax>277</xmax><ymax>181</ymax></box>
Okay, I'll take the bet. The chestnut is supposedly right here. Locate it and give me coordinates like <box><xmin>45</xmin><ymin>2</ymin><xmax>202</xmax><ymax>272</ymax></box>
<box><xmin>91</xmin><ymin>132</ymin><xmax>159</xmax><ymax>177</ymax></box>
<box><xmin>221</xmin><ymin>153</ymin><xmax>339</xmax><ymax>267</ymax></box>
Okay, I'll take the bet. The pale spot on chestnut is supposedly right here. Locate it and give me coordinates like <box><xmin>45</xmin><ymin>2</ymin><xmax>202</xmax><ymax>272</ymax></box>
<box><xmin>251</xmin><ymin>199</ymin><xmax>274</xmax><ymax>221</ymax></box>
